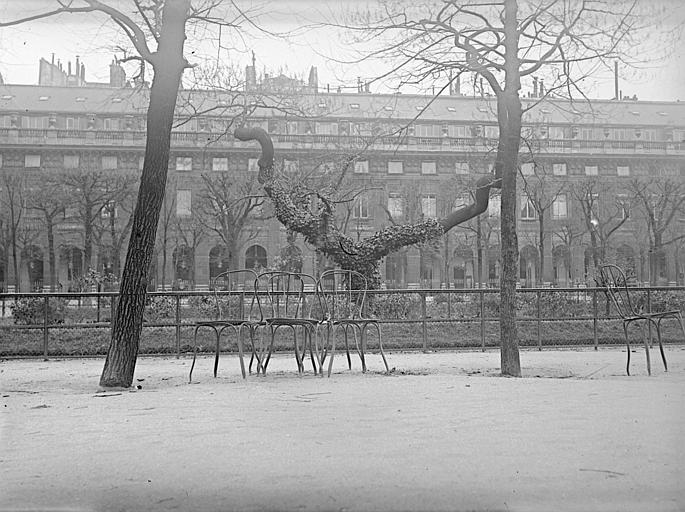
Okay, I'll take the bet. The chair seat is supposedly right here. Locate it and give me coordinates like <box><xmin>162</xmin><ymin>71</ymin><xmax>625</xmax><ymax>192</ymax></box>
<box><xmin>196</xmin><ymin>319</ymin><xmax>261</xmax><ymax>327</ymax></box>
<box><xmin>626</xmin><ymin>310</ymin><xmax>682</xmax><ymax>322</ymax></box>
<box><xmin>266</xmin><ymin>317</ymin><xmax>319</xmax><ymax>326</ymax></box>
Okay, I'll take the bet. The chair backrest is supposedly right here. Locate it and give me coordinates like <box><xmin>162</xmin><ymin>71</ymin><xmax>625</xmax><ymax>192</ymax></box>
<box><xmin>318</xmin><ymin>269</ymin><xmax>368</xmax><ymax>322</ymax></box>
<box><xmin>210</xmin><ymin>269</ymin><xmax>260</xmax><ymax>321</ymax></box>
<box><xmin>598</xmin><ymin>264</ymin><xmax>638</xmax><ymax>318</ymax></box>
<box><xmin>256</xmin><ymin>271</ymin><xmax>321</xmax><ymax>320</ymax></box>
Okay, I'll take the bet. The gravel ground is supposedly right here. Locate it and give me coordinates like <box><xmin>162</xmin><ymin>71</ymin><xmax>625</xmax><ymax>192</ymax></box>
<box><xmin>2</xmin><ymin>346</ymin><xmax>684</xmax><ymax>512</ymax></box>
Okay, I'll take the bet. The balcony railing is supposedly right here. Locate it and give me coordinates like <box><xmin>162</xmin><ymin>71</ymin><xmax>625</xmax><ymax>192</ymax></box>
<box><xmin>1</xmin><ymin>127</ymin><xmax>683</xmax><ymax>155</ymax></box>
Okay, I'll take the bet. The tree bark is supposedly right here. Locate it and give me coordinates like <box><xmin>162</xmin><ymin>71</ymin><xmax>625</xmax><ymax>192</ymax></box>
<box><xmin>100</xmin><ymin>0</ymin><xmax>190</xmax><ymax>388</ymax></box>
<box><xmin>498</xmin><ymin>0</ymin><xmax>522</xmax><ymax>377</ymax></box>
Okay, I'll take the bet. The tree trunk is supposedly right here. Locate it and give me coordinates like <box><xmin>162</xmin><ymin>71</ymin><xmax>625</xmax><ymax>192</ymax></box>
<box><xmin>47</xmin><ymin>218</ymin><xmax>56</xmax><ymax>291</ymax></box>
<box><xmin>84</xmin><ymin>205</ymin><xmax>93</xmax><ymax>275</ymax></box>
<box><xmin>499</xmin><ymin>0</ymin><xmax>522</xmax><ymax>377</ymax></box>
<box><xmin>538</xmin><ymin>217</ymin><xmax>545</xmax><ymax>285</ymax></box>
<box><xmin>100</xmin><ymin>0</ymin><xmax>190</xmax><ymax>388</ymax></box>
<box><xmin>476</xmin><ymin>215</ymin><xmax>483</xmax><ymax>287</ymax></box>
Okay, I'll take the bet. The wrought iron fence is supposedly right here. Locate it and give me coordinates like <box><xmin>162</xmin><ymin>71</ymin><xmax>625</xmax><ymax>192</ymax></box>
<box><xmin>1</xmin><ymin>286</ymin><xmax>683</xmax><ymax>358</ymax></box>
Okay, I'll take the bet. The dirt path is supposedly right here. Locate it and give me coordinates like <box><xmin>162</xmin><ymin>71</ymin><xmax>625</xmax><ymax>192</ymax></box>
<box><xmin>2</xmin><ymin>347</ymin><xmax>684</xmax><ymax>511</ymax></box>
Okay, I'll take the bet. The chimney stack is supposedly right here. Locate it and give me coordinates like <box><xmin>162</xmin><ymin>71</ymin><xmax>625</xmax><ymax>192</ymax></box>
<box><xmin>68</xmin><ymin>61</ymin><xmax>72</xmax><ymax>76</ymax></box>
<box><xmin>614</xmin><ymin>61</ymin><xmax>619</xmax><ymax>100</ymax></box>
<box><xmin>539</xmin><ymin>79</ymin><xmax>544</xmax><ymax>97</ymax></box>
<box><xmin>533</xmin><ymin>77</ymin><xmax>538</xmax><ymax>97</ymax></box>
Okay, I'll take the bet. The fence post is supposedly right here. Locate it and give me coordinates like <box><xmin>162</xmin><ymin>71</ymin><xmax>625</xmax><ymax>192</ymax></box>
<box><xmin>175</xmin><ymin>294</ymin><xmax>181</xmax><ymax>358</ymax></box>
<box><xmin>592</xmin><ymin>288</ymin><xmax>598</xmax><ymax>351</ymax></box>
<box><xmin>421</xmin><ymin>292</ymin><xmax>428</xmax><ymax>352</ymax></box>
<box><xmin>43</xmin><ymin>295</ymin><xmax>49</xmax><ymax>360</ymax></box>
<box><xmin>536</xmin><ymin>290</ymin><xmax>542</xmax><ymax>351</ymax></box>
<box><xmin>646</xmin><ymin>287</ymin><xmax>653</xmax><ymax>347</ymax></box>
<box><xmin>480</xmin><ymin>289</ymin><xmax>485</xmax><ymax>351</ymax></box>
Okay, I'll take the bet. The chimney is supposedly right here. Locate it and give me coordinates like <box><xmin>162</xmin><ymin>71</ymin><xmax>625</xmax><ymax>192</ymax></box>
<box><xmin>454</xmin><ymin>74</ymin><xmax>460</xmax><ymax>95</ymax></box>
<box><xmin>109</xmin><ymin>59</ymin><xmax>126</xmax><ymax>88</ymax></box>
<box><xmin>81</xmin><ymin>63</ymin><xmax>85</xmax><ymax>82</ymax></box>
<box><xmin>308</xmin><ymin>66</ymin><xmax>318</xmax><ymax>92</ymax></box>
<box><xmin>51</xmin><ymin>53</ymin><xmax>55</xmax><ymax>65</ymax></box>
<box><xmin>539</xmin><ymin>79</ymin><xmax>544</xmax><ymax>97</ymax></box>
<box><xmin>614</xmin><ymin>61</ymin><xmax>619</xmax><ymax>100</ymax></box>
<box><xmin>76</xmin><ymin>55</ymin><xmax>80</xmax><ymax>75</ymax></box>
<box><xmin>68</xmin><ymin>61</ymin><xmax>72</xmax><ymax>75</ymax></box>
<box><xmin>533</xmin><ymin>77</ymin><xmax>538</xmax><ymax>97</ymax></box>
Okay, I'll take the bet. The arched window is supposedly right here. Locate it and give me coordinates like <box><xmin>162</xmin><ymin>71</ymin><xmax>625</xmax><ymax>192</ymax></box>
<box><xmin>173</xmin><ymin>245</ymin><xmax>193</xmax><ymax>289</ymax></box>
<box><xmin>552</xmin><ymin>245</ymin><xmax>571</xmax><ymax>286</ymax></box>
<box><xmin>209</xmin><ymin>245</ymin><xmax>231</xmax><ymax>281</ymax></box>
<box><xmin>245</xmin><ymin>245</ymin><xmax>267</xmax><ymax>271</ymax></box>
<box><xmin>452</xmin><ymin>247</ymin><xmax>473</xmax><ymax>288</ymax></box>
<box><xmin>24</xmin><ymin>245</ymin><xmax>44</xmax><ymax>292</ymax></box>
<box><xmin>385</xmin><ymin>251</ymin><xmax>407</xmax><ymax>289</ymax></box>
<box><xmin>420</xmin><ymin>250</ymin><xmax>440</xmax><ymax>289</ymax></box>
<box><xmin>519</xmin><ymin>245</ymin><xmax>538</xmax><ymax>287</ymax></box>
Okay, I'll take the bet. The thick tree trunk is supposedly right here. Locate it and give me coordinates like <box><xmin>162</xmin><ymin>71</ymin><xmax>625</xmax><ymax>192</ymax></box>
<box><xmin>100</xmin><ymin>0</ymin><xmax>189</xmax><ymax>388</ymax></box>
<box><xmin>235</xmin><ymin>127</ymin><xmax>498</xmax><ymax>289</ymax></box>
<box><xmin>499</xmin><ymin>0</ymin><xmax>522</xmax><ymax>377</ymax></box>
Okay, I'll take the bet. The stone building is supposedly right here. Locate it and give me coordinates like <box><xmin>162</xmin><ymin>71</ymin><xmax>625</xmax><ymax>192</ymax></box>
<box><xmin>0</xmin><ymin>59</ymin><xmax>684</xmax><ymax>292</ymax></box>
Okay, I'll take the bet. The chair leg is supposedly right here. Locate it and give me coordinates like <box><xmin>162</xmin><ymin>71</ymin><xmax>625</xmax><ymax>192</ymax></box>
<box><xmin>638</xmin><ymin>322</ymin><xmax>651</xmax><ymax>376</ymax></box>
<box><xmin>236</xmin><ymin>325</ymin><xmax>247</xmax><ymax>379</ymax></box>
<box><xmin>654</xmin><ymin>319</ymin><xmax>667</xmax><ymax>372</ymax></box>
<box><xmin>623</xmin><ymin>322</ymin><xmax>631</xmax><ymax>376</ymax></box>
<box><xmin>189</xmin><ymin>325</ymin><xmax>202</xmax><ymax>383</ymax></box>
<box><xmin>367</xmin><ymin>322</ymin><xmax>389</xmax><ymax>373</ymax></box>
<box><xmin>342</xmin><ymin>325</ymin><xmax>352</xmax><ymax>370</ymax></box>
<box><xmin>327</xmin><ymin>325</ymin><xmax>337</xmax><ymax>378</ymax></box>
<box><xmin>308</xmin><ymin>327</ymin><xmax>318</xmax><ymax>373</ymax></box>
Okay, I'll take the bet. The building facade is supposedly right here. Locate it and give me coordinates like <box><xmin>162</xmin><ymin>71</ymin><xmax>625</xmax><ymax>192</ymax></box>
<box><xmin>1</xmin><ymin>61</ymin><xmax>684</xmax><ymax>292</ymax></box>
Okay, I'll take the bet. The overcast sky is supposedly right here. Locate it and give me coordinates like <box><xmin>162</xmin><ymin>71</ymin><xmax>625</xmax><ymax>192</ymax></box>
<box><xmin>1</xmin><ymin>0</ymin><xmax>684</xmax><ymax>101</ymax></box>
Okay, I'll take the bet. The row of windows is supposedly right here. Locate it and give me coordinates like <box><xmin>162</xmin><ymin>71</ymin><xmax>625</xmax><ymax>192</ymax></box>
<box><xmin>2</xmin><ymin>153</ymin><xmax>674</xmax><ymax>179</ymax></box>
<box><xmin>0</xmin><ymin>153</ymin><xmax>261</xmax><ymax>173</ymax></box>
<box><xmin>4</xmin><ymin>113</ymin><xmax>683</xmax><ymax>142</ymax></box>
<box><xmin>520</xmin><ymin>162</ymin><xmax>632</xmax><ymax>177</ymax></box>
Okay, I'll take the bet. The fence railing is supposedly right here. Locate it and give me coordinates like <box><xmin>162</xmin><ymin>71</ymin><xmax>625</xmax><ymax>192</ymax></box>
<box><xmin>1</xmin><ymin>286</ymin><xmax>683</xmax><ymax>358</ymax></box>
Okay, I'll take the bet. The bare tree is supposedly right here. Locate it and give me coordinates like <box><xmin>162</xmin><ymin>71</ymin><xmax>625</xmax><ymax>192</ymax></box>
<box><xmin>319</xmin><ymin>0</ymin><xmax>672</xmax><ymax>375</ymax></box>
<box><xmin>571</xmin><ymin>178</ymin><xmax>630</xmax><ymax>272</ymax></box>
<box><xmin>519</xmin><ymin>162</ymin><xmax>566</xmax><ymax>285</ymax></box>
<box><xmin>0</xmin><ymin>173</ymin><xmax>27</xmax><ymax>291</ymax></box>
<box><xmin>25</xmin><ymin>179</ymin><xmax>70</xmax><ymax>291</ymax></box>
<box><xmin>195</xmin><ymin>172</ymin><xmax>267</xmax><ymax>271</ymax></box>
<box><xmin>1</xmin><ymin>0</ymin><xmax>240</xmax><ymax>386</ymax></box>
<box><xmin>94</xmin><ymin>174</ymin><xmax>138</xmax><ymax>278</ymax></box>
<box><xmin>629</xmin><ymin>177</ymin><xmax>685</xmax><ymax>284</ymax></box>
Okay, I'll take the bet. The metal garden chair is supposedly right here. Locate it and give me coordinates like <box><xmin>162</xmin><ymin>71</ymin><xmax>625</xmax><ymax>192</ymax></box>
<box><xmin>255</xmin><ymin>271</ymin><xmax>323</xmax><ymax>375</ymax></box>
<box><xmin>598</xmin><ymin>264</ymin><xmax>685</xmax><ymax>376</ymax></box>
<box><xmin>188</xmin><ymin>269</ymin><xmax>263</xmax><ymax>382</ymax></box>
<box><xmin>317</xmin><ymin>269</ymin><xmax>389</xmax><ymax>375</ymax></box>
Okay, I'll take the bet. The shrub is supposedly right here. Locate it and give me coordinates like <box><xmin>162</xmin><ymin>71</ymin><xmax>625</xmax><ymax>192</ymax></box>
<box><xmin>145</xmin><ymin>296</ymin><xmax>176</xmax><ymax>321</ymax></box>
<box><xmin>10</xmin><ymin>297</ymin><xmax>66</xmax><ymax>325</ymax></box>
<box><xmin>369</xmin><ymin>293</ymin><xmax>422</xmax><ymax>319</ymax></box>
